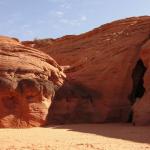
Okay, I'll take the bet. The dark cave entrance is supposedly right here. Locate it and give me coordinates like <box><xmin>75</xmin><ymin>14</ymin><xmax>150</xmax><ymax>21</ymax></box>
<box><xmin>128</xmin><ymin>59</ymin><xmax>147</xmax><ymax>122</ymax></box>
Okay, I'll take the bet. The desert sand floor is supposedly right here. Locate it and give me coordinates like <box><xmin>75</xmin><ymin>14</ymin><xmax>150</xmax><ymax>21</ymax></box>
<box><xmin>0</xmin><ymin>123</ymin><xmax>150</xmax><ymax>150</ymax></box>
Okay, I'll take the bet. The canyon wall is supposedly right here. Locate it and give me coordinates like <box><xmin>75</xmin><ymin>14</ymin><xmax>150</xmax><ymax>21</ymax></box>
<box><xmin>23</xmin><ymin>16</ymin><xmax>150</xmax><ymax>125</ymax></box>
<box><xmin>0</xmin><ymin>16</ymin><xmax>150</xmax><ymax>127</ymax></box>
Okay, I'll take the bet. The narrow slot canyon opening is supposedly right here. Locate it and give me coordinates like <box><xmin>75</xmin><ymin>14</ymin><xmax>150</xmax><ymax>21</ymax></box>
<box><xmin>128</xmin><ymin>59</ymin><xmax>147</xmax><ymax>122</ymax></box>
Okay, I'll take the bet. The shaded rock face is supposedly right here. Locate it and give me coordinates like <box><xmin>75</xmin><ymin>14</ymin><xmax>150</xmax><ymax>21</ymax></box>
<box><xmin>132</xmin><ymin>38</ymin><xmax>150</xmax><ymax>125</ymax></box>
<box><xmin>23</xmin><ymin>16</ymin><xmax>150</xmax><ymax>126</ymax></box>
<box><xmin>0</xmin><ymin>36</ymin><xmax>65</xmax><ymax>128</ymax></box>
<box><xmin>48</xmin><ymin>81</ymin><xmax>100</xmax><ymax>124</ymax></box>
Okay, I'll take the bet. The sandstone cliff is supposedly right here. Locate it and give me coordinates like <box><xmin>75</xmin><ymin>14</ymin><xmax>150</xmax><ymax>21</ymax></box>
<box><xmin>23</xmin><ymin>16</ymin><xmax>150</xmax><ymax>125</ymax></box>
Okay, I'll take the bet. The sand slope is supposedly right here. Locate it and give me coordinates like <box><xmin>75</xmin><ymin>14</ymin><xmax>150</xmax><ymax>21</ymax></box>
<box><xmin>0</xmin><ymin>123</ymin><xmax>150</xmax><ymax>150</ymax></box>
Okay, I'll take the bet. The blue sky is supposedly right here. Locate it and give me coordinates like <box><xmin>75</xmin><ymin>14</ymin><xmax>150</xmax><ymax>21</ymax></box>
<box><xmin>0</xmin><ymin>0</ymin><xmax>150</xmax><ymax>40</ymax></box>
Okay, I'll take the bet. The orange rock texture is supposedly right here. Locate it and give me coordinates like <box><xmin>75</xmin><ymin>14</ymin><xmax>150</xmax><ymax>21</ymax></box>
<box><xmin>0</xmin><ymin>36</ymin><xmax>65</xmax><ymax>127</ymax></box>
<box><xmin>23</xmin><ymin>16</ymin><xmax>150</xmax><ymax>125</ymax></box>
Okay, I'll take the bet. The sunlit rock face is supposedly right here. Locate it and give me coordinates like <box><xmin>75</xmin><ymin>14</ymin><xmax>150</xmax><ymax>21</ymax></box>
<box><xmin>0</xmin><ymin>36</ymin><xmax>65</xmax><ymax>128</ymax></box>
<box><xmin>23</xmin><ymin>16</ymin><xmax>150</xmax><ymax>125</ymax></box>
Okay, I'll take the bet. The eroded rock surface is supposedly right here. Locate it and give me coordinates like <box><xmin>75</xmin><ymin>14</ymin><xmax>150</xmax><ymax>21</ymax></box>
<box><xmin>132</xmin><ymin>38</ymin><xmax>150</xmax><ymax>125</ymax></box>
<box><xmin>23</xmin><ymin>16</ymin><xmax>150</xmax><ymax>125</ymax></box>
<box><xmin>0</xmin><ymin>36</ymin><xmax>65</xmax><ymax>128</ymax></box>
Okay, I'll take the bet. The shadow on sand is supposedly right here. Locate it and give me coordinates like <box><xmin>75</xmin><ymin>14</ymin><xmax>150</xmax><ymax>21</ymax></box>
<box><xmin>46</xmin><ymin>123</ymin><xmax>150</xmax><ymax>144</ymax></box>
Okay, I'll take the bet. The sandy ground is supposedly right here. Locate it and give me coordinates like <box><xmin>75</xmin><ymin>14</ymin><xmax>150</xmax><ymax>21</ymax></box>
<box><xmin>0</xmin><ymin>123</ymin><xmax>150</xmax><ymax>150</ymax></box>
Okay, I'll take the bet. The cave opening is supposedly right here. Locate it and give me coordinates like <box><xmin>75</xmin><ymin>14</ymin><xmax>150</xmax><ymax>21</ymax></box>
<box><xmin>128</xmin><ymin>59</ymin><xmax>147</xmax><ymax>122</ymax></box>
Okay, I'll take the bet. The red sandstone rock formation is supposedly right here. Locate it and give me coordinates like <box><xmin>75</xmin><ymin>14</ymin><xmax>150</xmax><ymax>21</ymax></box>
<box><xmin>132</xmin><ymin>38</ymin><xmax>150</xmax><ymax>125</ymax></box>
<box><xmin>23</xmin><ymin>16</ymin><xmax>150</xmax><ymax>125</ymax></box>
<box><xmin>0</xmin><ymin>36</ymin><xmax>65</xmax><ymax>128</ymax></box>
